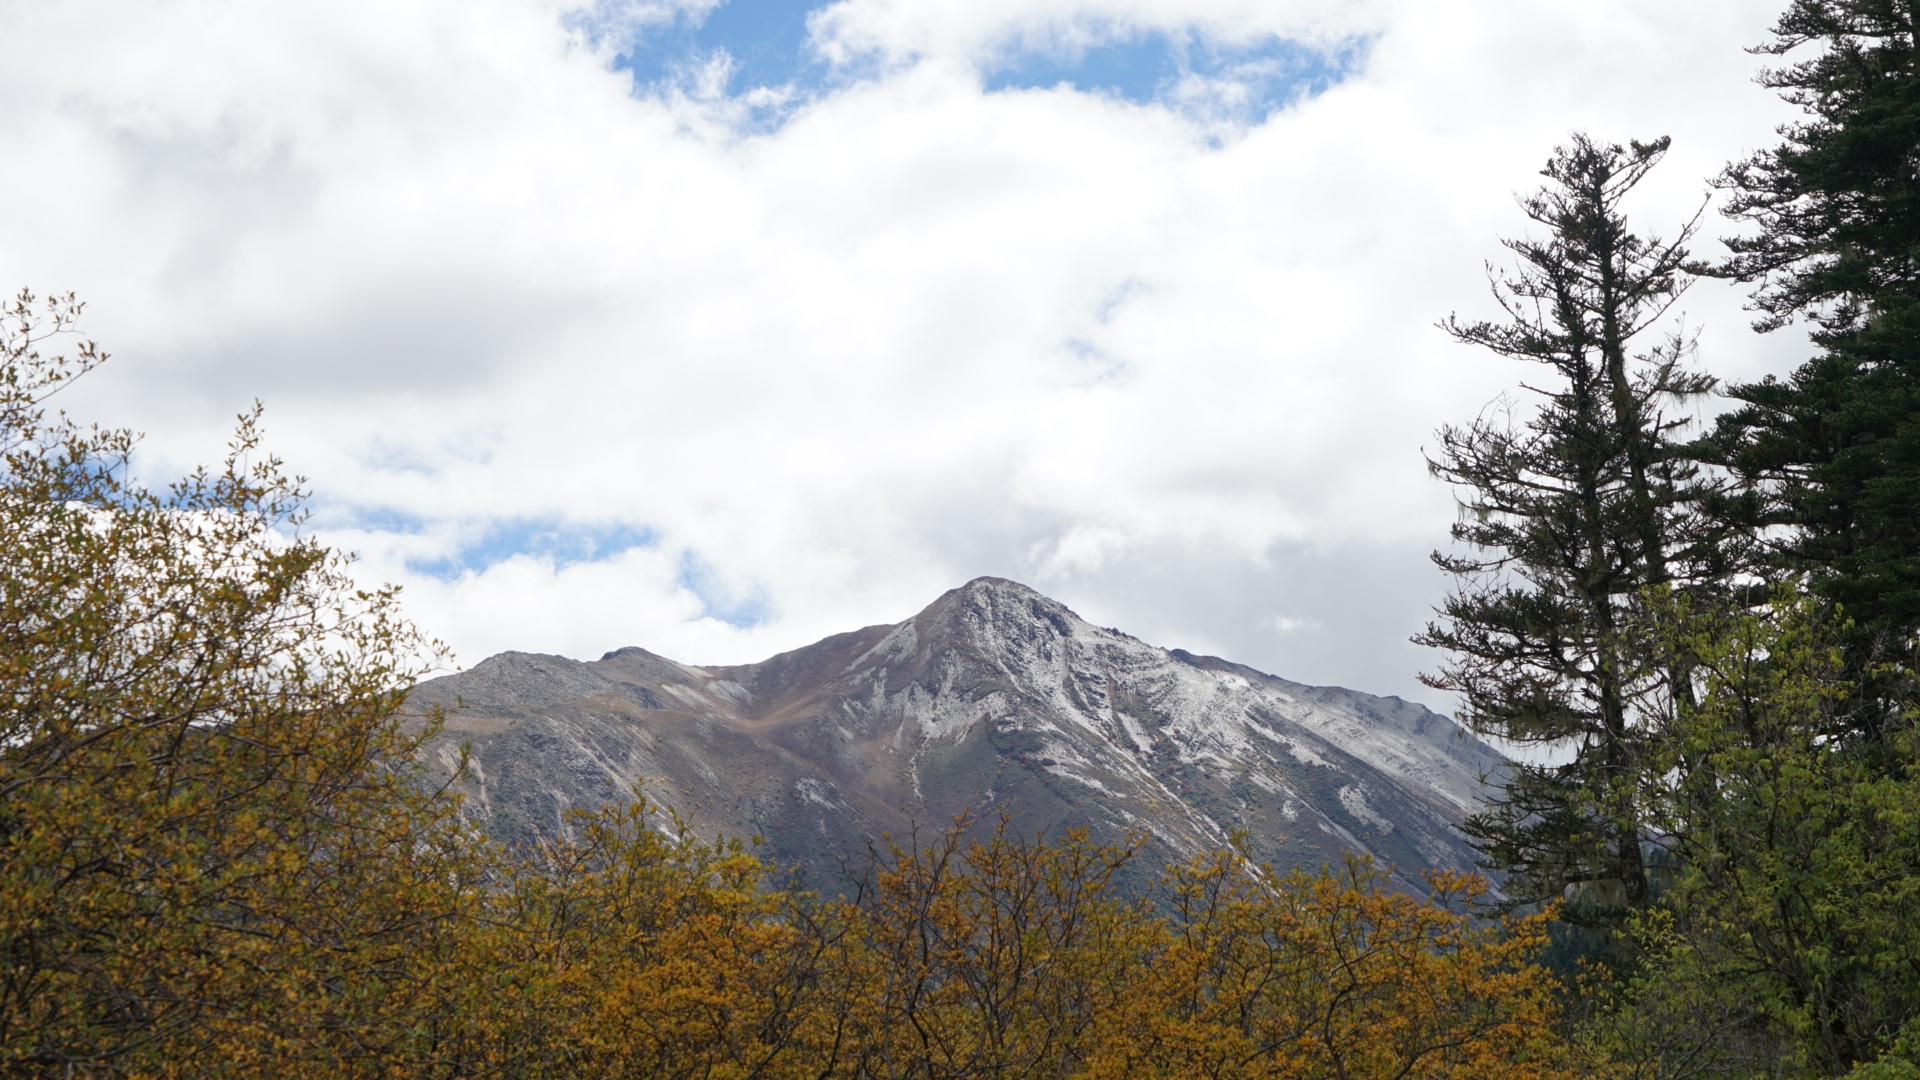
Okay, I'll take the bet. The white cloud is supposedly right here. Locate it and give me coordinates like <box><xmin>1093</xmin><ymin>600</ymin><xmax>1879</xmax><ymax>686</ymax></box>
<box><xmin>0</xmin><ymin>0</ymin><xmax>1811</xmax><ymax>706</ymax></box>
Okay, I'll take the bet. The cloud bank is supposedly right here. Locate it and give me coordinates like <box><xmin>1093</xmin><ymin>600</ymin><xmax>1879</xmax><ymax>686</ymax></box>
<box><xmin>0</xmin><ymin>0</ymin><xmax>1810</xmax><ymax>704</ymax></box>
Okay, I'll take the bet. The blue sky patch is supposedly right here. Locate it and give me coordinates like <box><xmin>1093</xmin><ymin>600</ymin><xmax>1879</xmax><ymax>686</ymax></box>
<box><xmin>329</xmin><ymin>506</ymin><xmax>766</xmax><ymax>628</ymax></box>
<box><xmin>983</xmin><ymin>30</ymin><xmax>1369</xmax><ymax>122</ymax></box>
<box><xmin>593</xmin><ymin>0</ymin><xmax>1367</xmax><ymax>126</ymax></box>
<box><xmin>333</xmin><ymin>506</ymin><xmax>432</xmax><ymax>536</ymax></box>
<box><xmin>676</xmin><ymin>551</ymin><xmax>768</xmax><ymax>628</ymax></box>
<box><xmin>610</xmin><ymin>0</ymin><xmax>829</xmax><ymax>100</ymax></box>
<box><xmin>406</xmin><ymin>518</ymin><xmax>658</xmax><ymax>579</ymax></box>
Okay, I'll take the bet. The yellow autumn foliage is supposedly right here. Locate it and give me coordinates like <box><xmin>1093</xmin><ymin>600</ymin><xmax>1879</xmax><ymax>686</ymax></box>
<box><xmin>425</xmin><ymin>801</ymin><xmax>1585</xmax><ymax>1080</ymax></box>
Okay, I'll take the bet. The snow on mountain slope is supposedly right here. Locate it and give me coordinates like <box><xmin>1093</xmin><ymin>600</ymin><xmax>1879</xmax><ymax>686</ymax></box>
<box><xmin>406</xmin><ymin>577</ymin><xmax>1504</xmax><ymax>889</ymax></box>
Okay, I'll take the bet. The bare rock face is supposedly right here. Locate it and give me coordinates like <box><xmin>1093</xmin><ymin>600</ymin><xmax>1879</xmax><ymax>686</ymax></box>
<box><xmin>406</xmin><ymin>577</ymin><xmax>1502</xmax><ymax>890</ymax></box>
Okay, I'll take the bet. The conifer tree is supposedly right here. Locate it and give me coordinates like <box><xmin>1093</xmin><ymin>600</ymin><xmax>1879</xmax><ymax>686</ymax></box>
<box><xmin>1418</xmin><ymin>136</ymin><xmax>1731</xmax><ymax>915</ymax></box>
<box><xmin>1707</xmin><ymin>0</ymin><xmax>1920</xmax><ymax>733</ymax></box>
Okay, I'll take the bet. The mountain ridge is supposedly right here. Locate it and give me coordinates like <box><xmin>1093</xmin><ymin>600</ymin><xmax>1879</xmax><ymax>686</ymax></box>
<box><xmin>406</xmin><ymin>577</ymin><xmax>1502</xmax><ymax>890</ymax></box>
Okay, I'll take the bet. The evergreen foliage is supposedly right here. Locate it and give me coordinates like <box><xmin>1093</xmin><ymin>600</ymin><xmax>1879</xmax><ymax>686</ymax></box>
<box><xmin>1417</xmin><ymin>136</ymin><xmax>1730</xmax><ymax>916</ymax></box>
<box><xmin>1708</xmin><ymin>0</ymin><xmax>1920</xmax><ymax>724</ymax></box>
<box><xmin>1417</xmin><ymin>6</ymin><xmax>1920</xmax><ymax>1071</ymax></box>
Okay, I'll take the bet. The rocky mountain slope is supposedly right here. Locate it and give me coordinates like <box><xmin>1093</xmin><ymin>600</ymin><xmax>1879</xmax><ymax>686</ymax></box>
<box><xmin>405</xmin><ymin>577</ymin><xmax>1503</xmax><ymax>889</ymax></box>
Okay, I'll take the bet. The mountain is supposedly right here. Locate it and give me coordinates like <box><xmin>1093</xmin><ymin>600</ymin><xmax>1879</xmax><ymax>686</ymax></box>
<box><xmin>405</xmin><ymin>577</ymin><xmax>1503</xmax><ymax>890</ymax></box>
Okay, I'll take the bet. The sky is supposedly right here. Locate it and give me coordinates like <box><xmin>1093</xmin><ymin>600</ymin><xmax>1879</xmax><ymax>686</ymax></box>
<box><xmin>0</xmin><ymin>0</ymin><xmax>1815</xmax><ymax>709</ymax></box>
